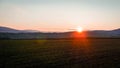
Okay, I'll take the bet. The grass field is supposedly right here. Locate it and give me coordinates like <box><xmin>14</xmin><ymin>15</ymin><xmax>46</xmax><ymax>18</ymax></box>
<box><xmin>1</xmin><ymin>39</ymin><xmax>120</xmax><ymax>68</ymax></box>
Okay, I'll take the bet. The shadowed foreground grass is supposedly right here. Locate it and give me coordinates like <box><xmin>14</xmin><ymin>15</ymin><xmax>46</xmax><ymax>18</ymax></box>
<box><xmin>1</xmin><ymin>39</ymin><xmax>120</xmax><ymax>68</ymax></box>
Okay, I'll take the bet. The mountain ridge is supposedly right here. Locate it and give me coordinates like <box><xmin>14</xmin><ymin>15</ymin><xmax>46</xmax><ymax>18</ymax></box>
<box><xmin>0</xmin><ymin>26</ymin><xmax>40</xmax><ymax>33</ymax></box>
<box><xmin>0</xmin><ymin>26</ymin><xmax>120</xmax><ymax>39</ymax></box>
<box><xmin>0</xmin><ymin>26</ymin><xmax>120</xmax><ymax>33</ymax></box>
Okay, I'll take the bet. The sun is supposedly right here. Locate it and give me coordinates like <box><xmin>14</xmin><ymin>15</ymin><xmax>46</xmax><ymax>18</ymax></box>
<box><xmin>76</xmin><ymin>27</ymin><xmax>83</xmax><ymax>32</ymax></box>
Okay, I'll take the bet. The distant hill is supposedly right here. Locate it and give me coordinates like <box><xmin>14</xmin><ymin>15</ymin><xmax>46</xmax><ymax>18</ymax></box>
<box><xmin>86</xmin><ymin>29</ymin><xmax>120</xmax><ymax>38</ymax></box>
<box><xmin>0</xmin><ymin>26</ymin><xmax>19</xmax><ymax>33</ymax></box>
<box><xmin>0</xmin><ymin>26</ymin><xmax>120</xmax><ymax>39</ymax></box>
<box><xmin>0</xmin><ymin>26</ymin><xmax>40</xmax><ymax>33</ymax></box>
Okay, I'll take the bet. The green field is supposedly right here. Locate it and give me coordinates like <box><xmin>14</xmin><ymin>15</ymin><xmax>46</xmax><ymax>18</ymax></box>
<box><xmin>1</xmin><ymin>39</ymin><xmax>120</xmax><ymax>68</ymax></box>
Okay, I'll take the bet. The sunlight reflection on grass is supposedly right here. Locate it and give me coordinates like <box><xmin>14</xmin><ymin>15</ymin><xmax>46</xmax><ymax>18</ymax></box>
<box><xmin>36</xmin><ymin>40</ymin><xmax>47</xmax><ymax>45</ymax></box>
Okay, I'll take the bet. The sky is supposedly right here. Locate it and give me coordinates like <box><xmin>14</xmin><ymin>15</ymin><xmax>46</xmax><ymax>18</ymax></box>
<box><xmin>0</xmin><ymin>0</ymin><xmax>120</xmax><ymax>32</ymax></box>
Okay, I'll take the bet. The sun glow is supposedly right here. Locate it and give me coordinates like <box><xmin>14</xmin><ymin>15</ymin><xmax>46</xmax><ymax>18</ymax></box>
<box><xmin>76</xmin><ymin>27</ymin><xmax>83</xmax><ymax>32</ymax></box>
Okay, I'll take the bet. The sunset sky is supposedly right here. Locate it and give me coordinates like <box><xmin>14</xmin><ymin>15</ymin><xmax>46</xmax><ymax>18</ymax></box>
<box><xmin>0</xmin><ymin>0</ymin><xmax>120</xmax><ymax>32</ymax></box>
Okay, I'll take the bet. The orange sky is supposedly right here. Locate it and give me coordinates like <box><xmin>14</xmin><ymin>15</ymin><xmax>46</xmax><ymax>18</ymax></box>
<box><xmin>0</xmin><ymin>0</ymin><xmax>120</xmax><ymax>32</ymax></box>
